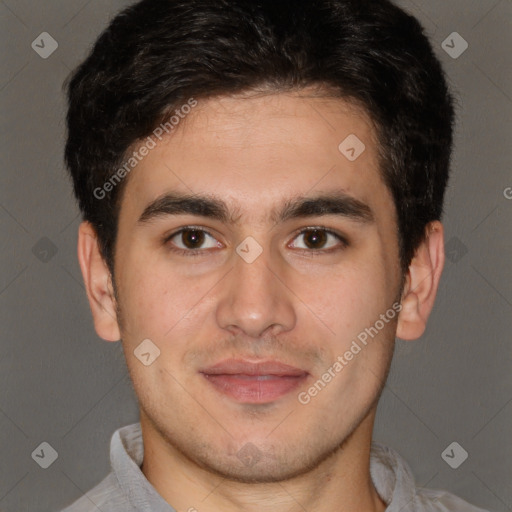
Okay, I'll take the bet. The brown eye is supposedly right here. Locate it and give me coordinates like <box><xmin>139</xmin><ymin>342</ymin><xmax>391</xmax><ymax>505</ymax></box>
<box><xmin>180</xmin><ymin>229</ymin><xmax>206</xmax><ymax>249</ymax></box>
<box><xmin>289</xmin><ymin>228</ymin><xmax>347</xmax><ymax>253</ymax></box>
<box><xmin>302</xmin><ymin>229</ymin><xmax>328</xmax><ymax>249</ymax></box>
<box><xmin>166</xmin><ymin>228</ymin><xmax>221</xmax><ymax>254</ymax></box>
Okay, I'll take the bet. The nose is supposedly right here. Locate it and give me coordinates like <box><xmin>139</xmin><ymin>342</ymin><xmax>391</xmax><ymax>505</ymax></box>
<box><xmin>215</xmin><ymin>245</ymin><xmax>297</xmax><ymax>340</ymax></box>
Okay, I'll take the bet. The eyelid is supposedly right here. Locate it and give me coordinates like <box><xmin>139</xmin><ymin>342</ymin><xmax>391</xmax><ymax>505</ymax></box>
<box><xmin>164</xmin><ymin>224</ymin><xmax>217</xmax><ymax>238</ymax></box>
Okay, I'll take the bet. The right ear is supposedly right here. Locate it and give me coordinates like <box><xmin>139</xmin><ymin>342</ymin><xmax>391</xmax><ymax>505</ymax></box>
<box><xmin>77</xmin><ymin>221</ymin><xmax>121</xmax><ymax>342</ymax></box>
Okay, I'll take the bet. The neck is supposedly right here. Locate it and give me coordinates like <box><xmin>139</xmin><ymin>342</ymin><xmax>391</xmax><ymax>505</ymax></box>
<box><xmin>140</xmin><ymin>409</ymin><xmax>387</xmax><ymax>512</ymax></box>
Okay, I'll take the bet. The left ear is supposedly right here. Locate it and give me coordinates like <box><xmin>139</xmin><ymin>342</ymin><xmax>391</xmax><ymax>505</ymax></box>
<box><xmin>396</xmin><ymin>220</ymin><xmax>445</xmax><ymax>341</ymax></box>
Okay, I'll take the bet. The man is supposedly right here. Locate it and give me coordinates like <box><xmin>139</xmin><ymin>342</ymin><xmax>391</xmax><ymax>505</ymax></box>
<box><xmin>61</xmin><ymin>0</ymin><xmax>491</xmax><ymax>511</ymax></box>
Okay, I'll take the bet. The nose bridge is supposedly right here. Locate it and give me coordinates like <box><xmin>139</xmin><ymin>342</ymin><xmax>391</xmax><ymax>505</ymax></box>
<box><xmin>215</xmin><ymin>242</ymin><xmax>296</xmax><ymax>338</ymax></box>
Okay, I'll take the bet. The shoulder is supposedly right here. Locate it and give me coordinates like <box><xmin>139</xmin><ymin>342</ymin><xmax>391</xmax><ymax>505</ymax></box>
<box><xmin>370</xmin><ymin>443</ymin><xmax>493</xmax><ymax>512</ymax></box>
<box><xmin>414</xmin><ymin>485</ymin><xmax>493</xmax><ymax>512</ymax></box>
<box><xmin>59</xmin><ymin>471</ymin><xmax>136</xmax><ymax>512</ymax></box>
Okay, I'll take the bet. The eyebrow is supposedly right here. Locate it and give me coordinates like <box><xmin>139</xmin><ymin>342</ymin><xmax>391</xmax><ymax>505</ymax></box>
<box><xmin>137</xmin><ymin>189</ymin><xmax>375</xmax><ymax>226</ymax></box>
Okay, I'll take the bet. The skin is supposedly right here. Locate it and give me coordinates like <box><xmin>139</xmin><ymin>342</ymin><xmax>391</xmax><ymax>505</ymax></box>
<box><xmin>78</xmin><ymin>90</ymin><xmax>445</xmax><ymax>512</ymax></box>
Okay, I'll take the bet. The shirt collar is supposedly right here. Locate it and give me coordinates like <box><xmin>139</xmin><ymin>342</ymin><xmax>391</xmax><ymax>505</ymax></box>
<box><xmin>370</xmin><ymin>441</ymin><xmax>417</xmax><ymax>510</ymax></box>
<box><xmin>111</xmin><ymin>422</ymin><xmax>417</xmax><ymax>511</ymax></box>
<box><xmin>111</xmin><ymin>422</ymin><xmax>175</xmax><ymax>511</ymax></box>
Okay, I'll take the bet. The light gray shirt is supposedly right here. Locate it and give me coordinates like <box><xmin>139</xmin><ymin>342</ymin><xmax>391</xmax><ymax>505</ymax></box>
<box><xmin>60</xmin><ymin>422</ymin><xmax>491</xmax><ymax>512</ymax></box>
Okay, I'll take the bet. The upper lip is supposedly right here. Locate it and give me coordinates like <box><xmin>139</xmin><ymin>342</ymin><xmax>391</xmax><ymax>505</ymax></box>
<box><xmin>200</xmin><ymin>358</ymin><xmax>308</xmax><ymax>377</ymax></box>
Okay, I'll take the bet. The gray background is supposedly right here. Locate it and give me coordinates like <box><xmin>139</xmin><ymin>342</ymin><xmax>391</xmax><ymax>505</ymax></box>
<box><xmin>0</xmin><ymin>0</ymin><xmax>510</xmax><ymax>511</ymax></box>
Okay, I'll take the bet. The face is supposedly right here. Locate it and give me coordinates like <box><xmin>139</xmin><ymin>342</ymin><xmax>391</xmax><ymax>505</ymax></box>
<box><xmin>110</xmin><ymin>91</ymin><xmax>404</xmax><ymax>482</ymax></box>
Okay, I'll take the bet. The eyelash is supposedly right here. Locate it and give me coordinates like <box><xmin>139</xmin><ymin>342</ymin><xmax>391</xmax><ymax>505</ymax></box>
<box><xmin>163</xmin><ymin>226</ymin><xmax>349</xmax><ymax>258</ymax></box>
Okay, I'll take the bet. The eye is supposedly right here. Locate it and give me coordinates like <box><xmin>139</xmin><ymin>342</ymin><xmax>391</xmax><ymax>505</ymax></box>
<box><xmin>289</xmin><ymin>228</ymin><xmax>347</xmax><ymax>254</ymax></box>
<box><xmin>165</xmin><ymin>227</ymin><xmax>222</xmax><ymax>256</ymax></box>
<box><xmin>163</xmin><ymin>226</ymin><xmax>348</xmax><ymax>258</ymax></box>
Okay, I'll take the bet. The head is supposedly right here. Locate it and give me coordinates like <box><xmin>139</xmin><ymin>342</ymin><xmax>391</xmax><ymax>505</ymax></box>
<box><xmin>66</xmin><ymin>0</ymin><xmax>453</xmax><ymax>483</ymax></box>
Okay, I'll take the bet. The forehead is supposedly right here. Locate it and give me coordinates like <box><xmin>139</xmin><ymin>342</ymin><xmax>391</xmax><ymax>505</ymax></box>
<box><xmin>118</xmin><ymin>91</ymin><xmax>392</xmax><ymax>225</ymax></box>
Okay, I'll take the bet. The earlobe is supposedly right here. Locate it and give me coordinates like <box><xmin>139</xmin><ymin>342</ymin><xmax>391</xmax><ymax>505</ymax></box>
<box><xmin>396</xmin><ymin>221</ymin><xmax>445</xmax><ymax>341</ymax></box>
<box><xmin>77</xmin><ymin>221</ymin><xmax>121</xmax><ymax>342</ymax></box>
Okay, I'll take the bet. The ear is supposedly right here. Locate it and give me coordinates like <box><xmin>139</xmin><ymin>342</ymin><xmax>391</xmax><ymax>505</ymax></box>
<box><xmin>77</xmin><ymin>221</ymin><xmax>121</xmax><ymax>342</ymax></box>
<box><xmin>396</xmin><ymin>221</ymin><xmax>445</xmax><ymax>341</ymax></box>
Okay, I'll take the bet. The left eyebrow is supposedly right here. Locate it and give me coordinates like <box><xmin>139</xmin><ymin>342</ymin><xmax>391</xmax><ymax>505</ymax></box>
<box><xmin>137</xmin><ymin>189</ymin><xmax>375</xmax><ymax>226</ymax></box>
<box><xmin>277</xmin><ymin>190</ymin><xmax>374</xmax><ymax>224</ymax></box>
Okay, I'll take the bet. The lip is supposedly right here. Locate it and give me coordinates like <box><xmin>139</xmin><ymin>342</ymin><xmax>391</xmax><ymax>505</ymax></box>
<box><xmin>201</xmin><ymin>358</ymin><xmax>307</xmax><ymax>376</ymax></box>
<box><xmin>200</xmin><ymin>358</ymin><xmax>309</xmax><ymax>404</ymax></box>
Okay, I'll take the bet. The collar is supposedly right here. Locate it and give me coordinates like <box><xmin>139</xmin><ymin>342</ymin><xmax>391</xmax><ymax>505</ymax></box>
<box><xmin>111</xmin><ymin>422</ymin><xmax>417</xmax><ymax>511</ymax></box>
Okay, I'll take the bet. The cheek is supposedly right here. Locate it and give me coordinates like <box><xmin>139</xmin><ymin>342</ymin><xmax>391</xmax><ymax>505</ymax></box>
<box><xmin>118</xmin><ymin>253</ymin><xmax>234</xmax><ymax>355</ymax></box>
<box><xmin>117</xmin><ymin>254</ymin><xmax>200</xmax><ymax>341</ymax></box>
<box><xmin>302</xmin><ymin>257</ymin><xmax>391</xmax><ymax>341</ymax></box>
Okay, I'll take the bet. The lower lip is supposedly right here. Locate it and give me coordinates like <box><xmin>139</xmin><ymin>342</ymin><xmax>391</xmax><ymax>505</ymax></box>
<box><xmin>201</xmin><ymin>373</ymin><xmax>308</xmax><ymax>403</ymax></box>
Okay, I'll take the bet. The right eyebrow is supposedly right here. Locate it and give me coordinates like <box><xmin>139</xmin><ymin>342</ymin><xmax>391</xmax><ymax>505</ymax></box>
<box><xmin>137</xmin><ymin>193</ymin><xmax>236</xmax><ymax>224</ymax></box>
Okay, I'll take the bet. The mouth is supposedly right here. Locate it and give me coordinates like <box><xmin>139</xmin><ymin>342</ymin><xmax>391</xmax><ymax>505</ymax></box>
<box><xmin>199</xmin><ymin>359</ymin><xmax>309</xmax><ymax>404</ymax></box>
